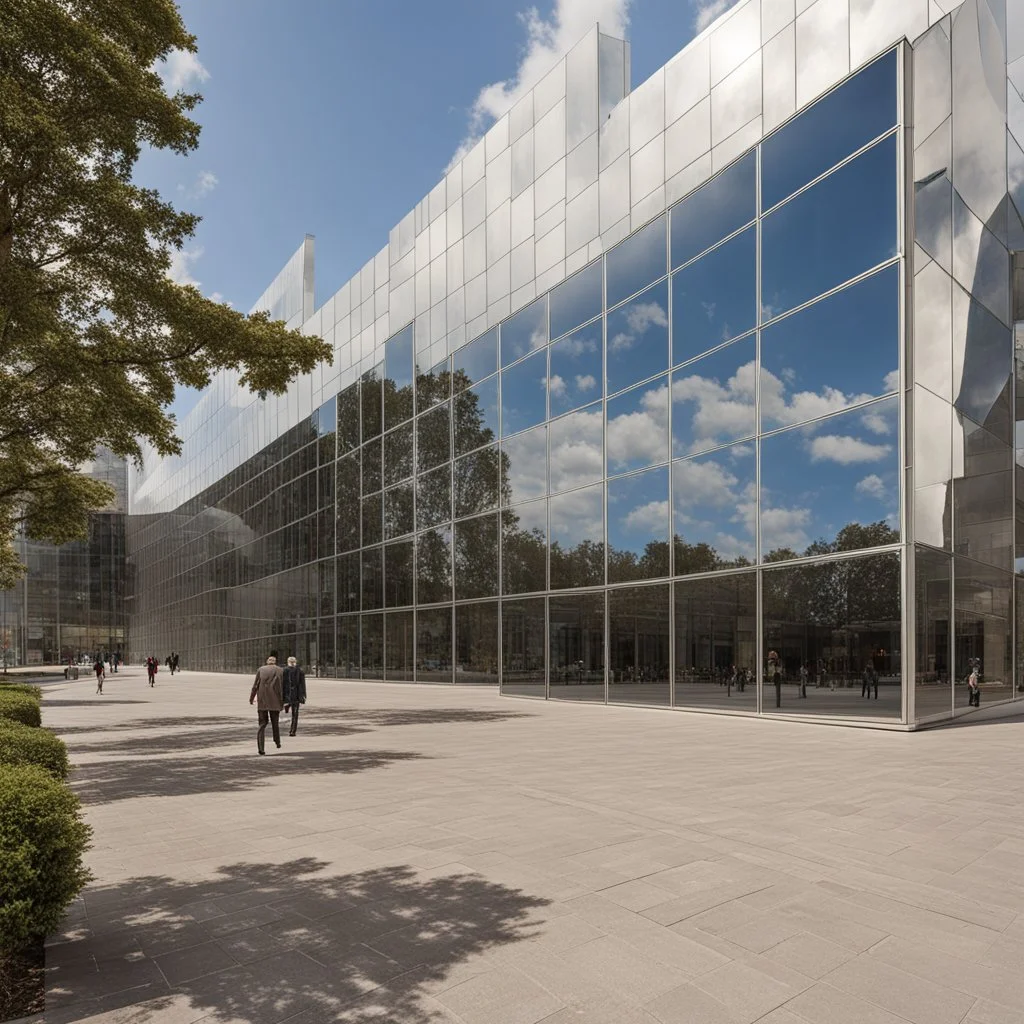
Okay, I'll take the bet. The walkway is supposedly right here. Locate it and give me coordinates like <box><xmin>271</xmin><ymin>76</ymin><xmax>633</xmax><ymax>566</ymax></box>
<box><xmin>39</xmin><ymin>669</ymin><xmax>1024</xmax><ymax>1024</ymax></box>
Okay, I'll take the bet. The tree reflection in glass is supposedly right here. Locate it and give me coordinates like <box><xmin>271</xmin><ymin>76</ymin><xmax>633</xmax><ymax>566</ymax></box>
<box><xmin>550</xmin><ymin>483</ymin><xmax>604</xmax><ymax>589</ymax></box>
<box><xmin>502</xmin><ymin>499</ymin><xmax>547</xmax><ymax>594</ymax></box>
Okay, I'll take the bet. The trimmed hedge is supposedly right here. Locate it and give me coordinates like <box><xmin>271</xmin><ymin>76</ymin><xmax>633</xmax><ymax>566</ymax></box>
<box><xmin>0</xmin><ymin>691</ymin><xmax>41</xmax><ymax>728</ymax></box>
<box><xmin>0</xmin><ymin>721</ymin><xmax>69</xmax><ymax>780</ymax></box>
<box><xmin>0</xmin><ymin>764</ymin><xmax>92</xmax><ymax>952</ymax></box>
<box><xmin>0</xmin><ymin>683</ymin><xmax>42</xmax><ymax>702</ymax></box>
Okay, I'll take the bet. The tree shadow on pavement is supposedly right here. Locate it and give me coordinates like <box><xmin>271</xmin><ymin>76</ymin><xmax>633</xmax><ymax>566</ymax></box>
<box><xmin>72</xmin><ymin>749</ymin><xmax>429</xmax><ymax>805</ymax></box>
<box><xmin>53</xmin><ymin>716</ymin><xmax>244</xmax><ymax>737</ymax></box>
<box><xmin>43</xmin><ymin>699</ymin><xmax>150</xmax><ymax>708</ymax></box>
<box><xmin>46</xmin><ymin>858</ymin><xmax>550</xmax><ymax>1024</ymax></box>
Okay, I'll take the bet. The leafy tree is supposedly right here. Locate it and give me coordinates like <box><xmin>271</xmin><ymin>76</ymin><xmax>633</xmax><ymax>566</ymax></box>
<box><xmin>0</xmin><ymin>0</ymin><xmax>331</xmax><ymax>587</ymax></box>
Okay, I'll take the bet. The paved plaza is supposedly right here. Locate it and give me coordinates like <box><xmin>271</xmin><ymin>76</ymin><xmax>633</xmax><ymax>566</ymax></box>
<box><xmin>36</xmin><ymin>669</ymin><xmax>1024</xmax><ymax>1024</ymax></box>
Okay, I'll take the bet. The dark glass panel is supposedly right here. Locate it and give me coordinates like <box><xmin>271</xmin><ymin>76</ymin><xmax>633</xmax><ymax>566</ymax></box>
<box><xmin>361</xmin><ymin>369</ymin><xmax>383</xmax><ymax>441</ymax></box>
<box><xmin>953</xmin><ymin>416</ymin><xmax>1013</xmax><ymax>570</ymax></box>
<box><xmin>671</xmin><ymin>227</ymin><xmax>756</xmax><ymax>366</ymax></box>
<box><xmin>606</xmin><ymin>214</ymin><xmax>667</xmax><ymax>308</ymax></box>
<box><xmin>550</xmin><ymin>405</ymin><xmax>604</xmax><ymax>493</ymax></box>
<box><xmin>674</xmin><ymin>572</ymin><xmax>757</xmax><ymax>711</ymax></box>
<box><xmin>503</xmin><ymin>424</ymin><xmax>547</xmax><ymax>505</ymax></box>
<box><xmin>454</xmin><ymin>376</ymin><xmax>500</xmax><ymax>457</ymax></box>
<box><xmin>385</xmin><ymin>539</ymin><xmax>414</xmax><ymax>607</ymax></box>
<box><xmin>549</xmin><ymin>320</ymin><xmax>603</xmax><ymax>417</ymax></box>
<box><xmin>502</xmin><ymin>500</ymin><xmax>547</xmax><ymax>595</ymax></box>
<box><xmin>607</xmin><ymin>280</ymin><xmax>669</xmax><ymax>396</ymax></box>
<box><xmin>760</xmin><ymin>399</ymin><xmax>900</xmax><ymax>561</ymax></box>
<box><xmin>671</xmin><ymin>338</ymin><xmax>756</xmax><ymax>458</ymax></box>
<box><xmin>384</xmin><ymin>325</ymin><xmax>415</xmax><ymax>429</ymax></box>
<box><xmin>316</xmin><ymin>396</ymin><xmax>337</xmax><ymax>437</ymax></box>
<box><xmin>915</xmin><ymin>546</ymin><xmax>952</xmax><ymax>721</ymax></box>
<box><xmin>550</xmin><ymin>259</ymin><xmax>602</xmax><ymax>340</ymax></box>
<box><xmin>417</xmin><ymin>357</ymin><xmax>452</xmax><ymax>411</ymax></box>
<box><xmin>670</xmin><ymin>150</ymin><xmax>756</xmax><ymax>270</ymax></box>
<box><xmin>606</xmin><ymin>376</ymin><xmax>669</xmax><ymax>475</ymax></box>
<box><xmin>501</xmin><ymin>349</ymin><xmax>548</xmax><ymax>437</ymax></box>
<box><xmin>761</xmin><ymin>135</ymin><xmax>898</xmax><ymax>320</ymax></box>
<box><xmin>336</xmin><ymin>454</ymin><xmax>360</xmax><ymax>553</ymax></box>
<box><xmin>384</xmin><ymin>482</ymin><xmax>414</xmax><ymax>539</ymax></box>
<box><xmin>336</xmin><ymin>551</ymin><xmax>360</xmax><ymax>614</ymax></box>
<box><xmin>454</xmin><ymin>513</ymin><xmax>499</xmax><ymax>600</ymax></box>
<box><xmin>362</xmin><ymin>438</ymin><xmax>382</xmax><ymax>495</ymax></box>
<box><xmin>760</xmin><ymin>266</ymin><xmax>899</xmax><ymax>432</ymax></box>
<box><xmin>500</xmin><ymin>295</ymin><xmax>548</xmax><ymax>367</ymax></box>
<box><xmin>607</xmin><ymin>467</ymin><xmax>670</xmax><ymax>584</ymax></box>
<box><xmin>455</xmin><ymin>602</ymin><xmax>499</xmax><ymax>684</ymax></box>
<box><xmin>361</xmin><ymin>492</ymin><xmax>382</xmax><ymax>547</ymax></box>
<box><xmin>608</xmin><ymin>585</ymin><xmax>669</xmax><ymax>706</ymax></box>
<box><xmin>417</xmin><ymin>404</ymin><xmax>451</xmax><ymax>473</ymax></box>
<box><xmin>550</xmin><ymin>483</ymin><xmax>604</xmax><ymax>589</ymax></box>
<box><xmin>318</xmin><ymin>558</ymin><xmax>335</xmax><ymax>617</ymax></box>
<box><xmin>453</xmin><ymin>328</ymin><xmax>498</xmax><ymax>388</ymax></box>
<box><xmin>761</xmin><ymin>48</ymin><xmax>898</xmax><ymax>211</ymax></box>
<box><xmin>417</xmin><ymin>527</ymin><xmax>452</xmax><ymax>604</ymax></box>
<box><xmin>337</xmin><ymin>381</ymin><xmax>361</xmax><ymax>455</ymax></box>
<box><xmin>361</xmin><ymin>546</ymin><xmax>383</xmax><ymax>611</ymax></box>
<box><xmin>954</xmin><ymin>556</ymin><xmax>1013</xmax><ymax>710</ymax></box>
<box><xmin>549</xmin><ymin>592</ymin><xmax>605</xmax><ymax>701</ymax></box>
<box><xmin>338</xmin><ymin>615</ymin><xmax>359</xmax><ymax>678</ymax></box>
<box><xmin>360</xmin><ymin>612</ymin><xmax>383</xmax><ymax>676</ymax></box>
<box><xmin>416</xmin><ymin>607</ymin><xmax>453</xmax><ymax>683</ymax></box>
<box><xmin>383</xmin><ymin>422</ymin><xmax>414</xmax><ymax>486</ymax></box>
<box><xmin>384</xmin><ymin>610</ymin><xmax>414</xmax><ymax>681</ymax></box>
<box><xmin>502</xmin><ymin>597</ymin><xmax>546</xmax><ymax>695</ymax></box>
<box><xmin>673</xmin><ymin>444</ymin><xmax>756</xmax><ymax>573</ymax></box>
<box><xmin>762</xmin><ymin>552</ymin><xmax>902</xmax><ymax>718</ymax></box>
<box><xmin>454</xmin><ymin>445</ymin><xmax>502</xmax><ymax>518</ymax></box>
<box><xmin>416</xmin><ymin>465</ymin><xmax>452</xmax><ymax>529</ymax></box>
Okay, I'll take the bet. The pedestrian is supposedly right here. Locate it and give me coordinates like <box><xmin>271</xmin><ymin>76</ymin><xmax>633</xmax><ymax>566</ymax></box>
<box><xmin>799</xmin><ymin>663</ymin><xmax>808</xmax><ymax>699</ymax></box>
<box><xmin>146</xmin><ymin>656</ymin><xmax>158</xmax><ymax>687</ymax></box>
<box><xmin>967</xmin><ymin>658</ymin><xmax>981</xmax><ymax>708</ymax></box>
<box><xmin>93</xmin><ymin>657</ymin><xmax>105</xmax><ymax>693</ymax></box>
<box><xmin>767</xmin><ymin>650</ymin><xmax>781</xmax><ymax>709</ymax></box>
<box><xmin>250</xmin><ymin>654</ymin><xmax>284</xmax><ymax>755</ymax></box>
<box><xmin>282</xmin><ymin>656</ymin><xmax>307</xmax><ymax>736</ymax></box>
<box><xmin>171</xmin><ymin>652</ymin><xmax>180</xmax><ymax>675</ymax></box>
<box><xmin>112</xmin><ymin>649</ymin><xmax>121</xmax><ymax>673</ymax></box>
<box><xmin>861</xmin><ymin>665</ymin><xmax>872</xmax><ymax>699</ymax></box>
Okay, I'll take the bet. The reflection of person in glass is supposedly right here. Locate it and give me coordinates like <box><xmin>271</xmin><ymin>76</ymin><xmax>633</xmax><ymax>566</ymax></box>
<box><xmin>767</xmin><ymin>650</ymin><xmax>781</xmax><ymax>708</ymax></box>
<box><xmin>799</xmin><ymin>663</ymin><xmax>808</xmax><ymax>699</ymax></box>
<box><xmin>966</xmin><ymin>658</ymin><xmax>981</xmax><ymax>708</ymax></box>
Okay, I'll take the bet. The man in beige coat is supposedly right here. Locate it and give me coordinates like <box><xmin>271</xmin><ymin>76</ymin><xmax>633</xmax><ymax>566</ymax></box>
<box><xmin>250</xmin><ymin>654</ymin><xmax>285</xmax><ymax>755</ymax></box>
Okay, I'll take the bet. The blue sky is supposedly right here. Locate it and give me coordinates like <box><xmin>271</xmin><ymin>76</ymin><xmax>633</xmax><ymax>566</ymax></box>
<box><xmin>140</xmin><ymin>0</ymin><xmax>732</xmax><ymax>318</ymax></box>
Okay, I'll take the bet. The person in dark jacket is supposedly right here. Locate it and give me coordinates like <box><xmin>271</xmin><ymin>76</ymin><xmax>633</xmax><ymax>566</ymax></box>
<box><xmin>250</xmin><ymin>655</ymin><xmax>285</xmax><ymax>754</ymax></box>
<box><xmin>282</xmin><ymin>656</ymin><xmax>307</xmax><ymax>736</ymax></box>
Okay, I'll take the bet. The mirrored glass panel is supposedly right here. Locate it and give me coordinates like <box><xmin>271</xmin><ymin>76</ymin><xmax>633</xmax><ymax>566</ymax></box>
<box><xmin>607</xmin><ymin>467</ymin><xmax>670</xmax><ymax>584</ymax></box>
<box><xmin>501</xmin><ymin>295</ymin><xmax>549</xmax><ymax>366</ymax></box>
<box><xmin>762</xmin><ymin>552</ymin><xmax>902</xmax><ymax>718</ymax></box>
<box><xmin>502</xmin><ymin>499</ymin><xmax>547</xmax><ymax>594</ymax></box>
<box><xmin>672</xmin><ymin>227</ymin><xmax>756</xmax><ymax>365</ymax></box>
<box><xmin>761</xmin><ymin>266</ymin><xmax>899</xmax><ymax>432</ymax></box>
<box><xmin>761</xmin><ymin>399</ymin><xmax>900</xmax><ymax>561</ymax></box>
<box><xmin>456</xmin><ymin>602</ymin><xmax>498</xmax><ymax>683</ymax></box>
<box><xmin>336</xmin><ymin>454</ymin><xmax>360</xmax><ymax>552</ymax></box>
<box><xmin>454</xmin><ymin>513</ymin><xmax>498</xmax><ymax>600</ymax></box>
<box><xmin>670</xmin><ymin>150</ymin><xmax>756</xmax><ymax>269</ymax></box>
<box><xmin>417</xmin><ymin>606</ymin><xmax>453</xmax><ymax>683</ymax></box>
<box><xmin>550</xmin><ymin>259</ymin><xmax>602</xmax><ymax>340</ymax></box>
<box><xmin>453</xmin><ymin>328</ymin><xmax>498</xmax><ymax>388</ymax></box>
<box><xmin>454</xmin><ymin>375</ymin><xmax>499</xmax><ymax>457</ymax></box>
<box><xmin>550</xmin><ymin>482</ymin><xmax>604</xmax><ymax>589</ymax></box>
<box><xmin>954</xmin><ymin>556</ymin><xmax>1013</xmax><ymax>710</ymax></box>
<box><xmin>337</xmin><ymin>382</ymin><xmax>360</xmax><ymax>454</ymax></box>
<box><xmin>608</xmin><ymin>585</ymin><xmax>669</xmax><ymax>706</ymax></box>
<box><xmin>385</xmin><ymin>610</ymin><xmax>414</xmax><ymax>681</ymax></box>
<box><xmin>417</xmin><ymin>357</ymin><xmax>451</xmax><ymax>411</ymax></box>
<box><xmin>549</xmin><ymin>592</ymin><xmax>605</xmax><ymax>701</ymax></box>
<box><xmin>550</xmin><ymin>405</ymin><xmax>604</xmax><ymax>493</ymax></box>
<box><xmin>417</xmin><ymin>526</ymin><xmax>452</xmax><ymax>605</ymax></box>
<box><xmin>361</xmin><ymin>438</ymin><xmax>382</xmax><ymax>495</ymax></box>
<box><xmin>606</xmin><ymin>214</ymin><xmax>667</xmax><ymax>308</ymax></box>
<box><xmin>361</xmin><ymin>612</ymin><xmax>383</xmax><ymax>676</ymax></box>
<box><xmin>915</xmin><ymin>545</ymin><xmax>952</xmax><ymax>721</ymax></box>
<box><xmin>361</xmin><ymin>370</ymin><xmax>383</xmax><ymax>441</ymax></box>
<box><xmin>385</xmin><ymin>539</ymin><xmax>414</xmax><ymax>607</ymax></box>
<box><xmin>384</xmin><ymin>325</ymin><xmax>415</xmax><ymax>429</ymax></box>
<box><xmin>384</xmin><ymin>483</ymin><xmax>414</xmax><ymax>539</ymax></box>
<box><xmin>502</xmin><ymin>597</ymin><xmax>545</xmax><ymax>694</ymax></box>
<box><xmin>361</xmin><ymin>547</ymin><xmax>383</xmax><ymax>610</ymax></box>
<box><xmin>761</xmin><ymin>49</ymin><xmax>897</xmax><ymax>212</ymax></box>
<box><xmin>607</xmin><ymin>376</ymin><xmax>670</xmax><ymax>476</ymax></box>
<box><xmin>549</xmin><ymin>320</ymin><xmax>603</xmax><ymax>417</ymax></box>
<box><xmin>383</xmin><ymin>423</ymin><xmax>414</xmax><ymax>486</ymax></box>
<box><xmin>953</xmin><ymin>417</ymin><xmax>1013</xmax><ymax>571</ymax></box>
<box><xmin>416</xmin><ymin>465</ymin><xmax>451</xmax><ymax>529</ymax></box>
<box><xmin>454</xmin><ymin>445</ymin><xmax>501</xmax><ymax>519</ymax></box>
<box><xmin>761</xmin><ymin>135</ymin><xmax>898</xmax><ymax>320</ymax></box>
<box><xmin>671</xmin><ymin>337</ymin><xmax>756</xmax><ymax>458</ymax></box>
<box><xmin>361</xmin><ymin>492</ymin><xmax>382</xmax><ymax>547</ymax></box>
<box><xmin>338</xmin><ymin>615</ymin><xmax>359</xmax><ymax>677</ymax></box>
<box><xmin>673</xmin><ymin>443</ymin><xmax>756</xmax><ymax>573</ymax></box>
<box><xmin>417</xmin><ymin>404</ymin><xmax>451</xmax><ymax>473</ymax></box>
<box><xmin>607</xmin><ymin>280</ymin><xmax>670</xmax><ymax>395</ymax></box>
<box><xmin>502</xmin><ymin>423</ymin><xmax>547</xmax><ymax>504</ymax></box>
<box><xmin>337</xmin><ymin>551</ymin><xmax>360</xmax><ymax>614</ymax></box>
<box><xmin>953</xmin><ymin>286</ymin><xmax>1013</xmax><ymax>444</ymax></box>
<box><xmin>501</xmin><ymin>349</ymin><xmax>548</xmax><ymax>437</ymax></box>
<box><xmin>674</xmin><ymin>572</ymin><xmax>757</xmax><ymax>711</ymax></box>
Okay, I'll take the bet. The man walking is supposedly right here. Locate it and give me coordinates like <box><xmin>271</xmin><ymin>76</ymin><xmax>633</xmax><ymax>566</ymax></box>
<box><xmin>250</xmin><ymin>654</ymin><xmax>285</xmax><ymax>755</ymax></box>
<box><xmin>282</xmin><ymin>656</ymin><xmax>307</xmax><ymax>736</ymax></box>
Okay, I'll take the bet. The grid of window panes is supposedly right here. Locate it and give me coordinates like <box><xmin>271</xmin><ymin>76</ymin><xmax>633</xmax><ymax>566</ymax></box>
<box><xmin>128</xmin><ymin>50</ymin><xmax>907</xmax><ymax>719</ymax></box>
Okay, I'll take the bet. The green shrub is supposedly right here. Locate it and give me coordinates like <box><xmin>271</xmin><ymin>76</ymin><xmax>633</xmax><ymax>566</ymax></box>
<box><xmin>0</xmin><ymin>683</ymin><xmax>42</xmax><ymax>702</ymax></box>
<box><xmin>0</xmin><ymin>721</ymin><xmax>69</xmax><ymax>780</ymax></box>
<box><xmin>0</xmin><ymin>764</ymin><xmax>92</xmax><ymax>952</ymax></box>
<box><xmin>0</xmin><ymin>691</ymin><xmax>41</xmax><ymax>728</ymax></box>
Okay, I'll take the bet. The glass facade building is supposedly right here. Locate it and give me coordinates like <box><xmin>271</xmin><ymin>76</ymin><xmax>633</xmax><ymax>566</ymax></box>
<box><xmin>125</xmin><ymin>1</ymin><xmax>1024</xmax><ymax>727</ymax></box>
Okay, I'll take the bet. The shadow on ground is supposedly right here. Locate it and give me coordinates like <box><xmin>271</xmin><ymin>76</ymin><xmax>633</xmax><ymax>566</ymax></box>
<box><xmin>72</xmin><ymin>749</ymin><xmax>428</xmax><ymax>804</ymax></box>
<box><xmin>47</xmin><ymin>858</ymin><xmax>549</xmax><ymax>1024</ymax></box>
<box><xmin>43</xmin><ymin>699</ymin><xmax>150</xmax><ymax>708</ymax></box>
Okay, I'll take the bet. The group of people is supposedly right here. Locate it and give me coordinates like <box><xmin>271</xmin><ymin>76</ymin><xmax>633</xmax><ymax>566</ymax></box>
<box><xmin>250</xmin><ymin>652</ymin><xmax>307</xmax><ymax>755</ymax></box>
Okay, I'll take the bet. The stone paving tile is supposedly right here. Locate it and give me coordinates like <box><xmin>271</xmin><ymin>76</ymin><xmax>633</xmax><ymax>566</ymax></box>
<box><xmin>39</xmin><ymin>670</ymin><xmax>1024</xmax><ymax>1023</ymax></box>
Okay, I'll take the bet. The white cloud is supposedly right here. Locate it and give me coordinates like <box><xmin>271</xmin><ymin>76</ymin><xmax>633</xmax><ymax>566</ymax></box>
<box><xmin>694</xmin><ymin>0</ymin><xmax>739</xmax><ymax>31</ymax></box>
<box><xmin>883</xmin><ymin>369</ymin><xmax>900</xmax><ymax>393</ymax></box>
<box><xmin>550</xmin><ymin>482</ymin><xmax>604</xmax><ymax>539</ymax></box>
<box><xmin>623</xmin><ymin>499</ymin><xmax>669</xmax><ymax>533</ymax></box>
<box><xmin>575</xmin><ymin>373</ymin><xmax>597</xmax><ymax>392</ymax></box>
<box><xmin>861</xmin><ymin>404</ymin><xmax>894</xmax><ymax>435</ymax></box>
<box><xmin>856</xmin><ymin>473</ymin><xmax>887</xmax><ymax>500</ymax></box>
<box><xmin>673</xmin><ymin>457</ymin><xmax>741</xmax><ymax>509</ymax></box>
<box><xmin>549</xmin><ymin>373</ymin><xmax>567</xmax><ymax>397</ymax></box>
<box><xmin>158</xmin><ymin>49</ymin><xmax>210</xmax><ymax>92</ymax></box>
<box><xmin>550</xmin><ymin>407</ymin><xmax>604</xmax><ymax>491</ymax></box>
<box><xmin>809</xmin><ymin>434</ymin><xmax>892</xmax><ymax>465</ymax></box>
<box><xmin>760</xmin><ymin>505</ymin><xmax>812</xmax><ymax>553</ymax></box>
<box><xmin>448</xmin><ymin>0</ymin><xmax>632</xmax><ymax>171</ymax></box>
<box><xmin>607</xmin><ymin>382</ymin><xmax>670</xmax><ymax>469</ymax></box>
<box><xmin>168</xmin><ymin>246</ymin><xmax>203</xmax><ymax>287</ymax></box>
<box><xmin>610</xmin><ymin>300</ymin><xmax>669</xmax><ymax>353</ymax></box>
<box><xmin>179</xmin><ymin>170</ymin><xmax>218</xmax><ymax>200</ymax></box>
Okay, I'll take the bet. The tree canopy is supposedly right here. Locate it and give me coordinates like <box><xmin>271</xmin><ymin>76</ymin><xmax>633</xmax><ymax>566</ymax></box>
<box><xmin>0</xmin><ymin>0</ymin><xmax>331</xmax><ymax>586</ymax></box>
